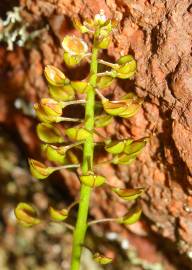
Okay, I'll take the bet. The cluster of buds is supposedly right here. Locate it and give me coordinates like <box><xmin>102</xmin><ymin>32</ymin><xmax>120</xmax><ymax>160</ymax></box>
<box><xmin>15</xmin><ymin>10</ymin><xmax>147</xmax><ymax>267</ymax></box>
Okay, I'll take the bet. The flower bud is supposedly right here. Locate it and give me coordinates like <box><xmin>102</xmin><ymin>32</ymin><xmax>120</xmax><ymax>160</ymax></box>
<box><xmin>66</xmin><ymin>127</ymin><xmax>91</xmax><ymax>141</ymax></box>
<box><xmin>28</xmin><ymin>159</ymin><xmax>56</xmax><ymax>179</ymax></box>
<box><xmin>34</xmin><ymin>98</ymin><xmax>63</xmax><ymax>123</ymax></box>
<box><xmin>93</xmin><ymin>253</ymin><xmax>113</xmax><ymax>265</ymax></box>
<box><xmin>112</xmin><ymin>187</ymin><xmax>144</xmax><ymax>201</ymax></box>
<box><xmin>15</xmin><ymin>203</ymin><xmax>40</xmax><ymax>227</ymax></box>
<box><xmin>37</xmin><ymin>123</ymin><xmax>64</xmax><ymax>143</ymax></box>
<box><xmin>41</xmin><ymin>144</ymin><xmax>67</xmax><ymax>165</ymax></box>
<box><xmin>117</xmin><ymin>204</ymin><xmax>142</xmax><ymax>225</ymax></box>
<box><xmin>94</xmin><ymin>10</ymin><xmax>107</xmax><ymax>26</ymax></box>
<box><xmin>44</xmin><ymin>65</ymin><xmax>66</xmax><ymax>86</ymax></box>
<box><xmin>49</xmin><ymin>206</ymin><xmax>68</xmax><ymax>221</ymax></box>
<box><xmin>49</xmin><ymin>84</ymin><xmax>75</xmax><ymax>102</ymax></box>
<box><xmin>72</xmin><ymin>17</ymin><xmax>89</xmax><ymax>33</ymax></box>
<box><xmin>112</xmin><ymin>154</ymin><xmax>136</xmax><ymax>165</ymax></box>
<box><xmin>96</xmin><ymin>76</ymin><xmax>114</xmax><ymax>89</ymax></box>
<box><xmin>80</xmin><ymin>174</ymin><xmax>106</xmax><ymax>187</ymax></box>
<box><xmin>97</xmin><ymin>35</ymin><xmax>111</xmax><ymax>49</ymax></box>
<box><xmin>95</xmin><ymin>114</ymin><xmax>113</xmax><ymax>128</ymax></box>
<box><xmin>71</xmin><ymin>80</ymin><xmax>88</xmax><ymax>94</ymax></box>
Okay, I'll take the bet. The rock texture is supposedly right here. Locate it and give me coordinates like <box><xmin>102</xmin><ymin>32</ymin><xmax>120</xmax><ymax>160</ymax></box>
<box><xmin>0</xmin><ymin>0</ymin><xmax>192</xmax><ymax>269</ymax></box>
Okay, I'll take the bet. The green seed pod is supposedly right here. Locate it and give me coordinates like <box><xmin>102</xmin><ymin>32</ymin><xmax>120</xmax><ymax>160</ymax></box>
<box><xmin>37</xmin><ymin>123</ymin><xmax>64</xmax><ymax>143</ymax></box>
<box><xmin>49</xmin><ymin>206</ymin><xmax>69</xmax><ymax>221</ymax></box>
<box><xmin>112</xmin><ymin>55</ymin><xmax>137</xmax><ymax>79</ymax></box>
<box><xmin>28</xmin><ymin>159</ymin><xmax>56</xmax><ymax>179</ymax></box>
<box><xmin>112</xmin><ymin>187</ymin><xmax>144</xmax><ymax>201</ymax></box>
<box><xmin>93</xmin><ymin>253</ymin><xmax>113</xmax><ymax>265</ymax></box>
<box><xmin>63</xmin><ymin>52</ymin><xmax>83</xmax><ymax>68</ymax></box>
<box><xmin>102</xmin><ymin>99</ymin><xmax>127</xmax><ymax>116</ymax></box>
<box><xmin>95</xmin><ymin>114</ymin><xmax>113</xmax><ymax>128</ymax></box>
<box><xmin>72</xmin><ymin>17</ymin><xmax>89</xmax><ymax>33</ymax></box>
<box><xmin>105</xmin><ymin>140</ymin><xmax>125</xmax><ymax>154</ymax></box>
<box><xmin>71</xmin><ymin>80</ymin><xmax>88</xmax><ymax>94</ymax></box>
<box><xmin>117</xmin><ymin>204</ymin><xmax>142</xmax><ymax>225</ymax></box>
<box><xmin>44</xmin><ymin>65</ymin><xmax>66</xmax><ymax>86</ymax></box>
<box><xmin>96</xmin><ymin>76</ymin><xmax>114</xmax><ymax>89</ymax></box>
<box><xmin>41</xmin><ymin>144</ymin><xmax>67</xmax><ymax>165</ymax></box>
<box><xmin>34</xmin><ymin>98</ymin><xmax>63</xmax><ymax>123</ymax></box>
<box><xmin>80</xmin><ymin>174</ymin><xmax>106</xmax><ymax>187</ymax></box>
<box><xmin>49</xmin><ymin>84</ymin><xmax>75</xmax><ymax>102</ymax></box>
<box><xmin>66</xmin><ymin>127</ymin><xmax>91</xmax><ymax>141</ymax></box>
<box><xmin>124</xmin><ymin>138</ymin><xmax>148</xmax><ymax>156</ymax></box>
<box><xmin>67</xmin><ymin>150</ymin><xmax>80</xmax><ymax>164</ymax></box>
<box><xmin>15</xmin><ymin>203</ymin><xmax>41</xmax><ymax>227</ymax></box>
<box><xmin>112</xmin><ymin>154</ymin><xmax>136</xmax><ymax>165</ymax></box>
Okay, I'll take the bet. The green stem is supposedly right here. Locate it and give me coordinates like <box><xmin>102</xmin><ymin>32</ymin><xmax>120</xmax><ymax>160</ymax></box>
<box><xmin>70</xmin><ymin>40</ymin><xmax>99</xmax><ymax>269</ymax></box>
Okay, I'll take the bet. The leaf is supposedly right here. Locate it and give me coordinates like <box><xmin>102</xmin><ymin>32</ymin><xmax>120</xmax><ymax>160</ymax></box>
<box><xmin>49</xmin><ymin>207</ymin><xmax>68</xmax><ymax>221</ymax></box>
<box><xmin>15</xmin><ymin>203</ymin><xmax>40</xmax><ymax>227</ymax></box>
<box><xmin>37</xmin><ymin>123</ymin><xmax>64</xmax><ymax>143</ymax></box>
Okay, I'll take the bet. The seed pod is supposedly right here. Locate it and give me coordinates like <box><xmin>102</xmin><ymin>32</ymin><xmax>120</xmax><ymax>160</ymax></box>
<box><xmin>102</xmin><ymin>99</ymin><xmax>127</xmax><ymax>116</ymax></box>
<box><xmin>105</xmin><ymin>140</ymin><xmax>125</xmax><ymax>154</ymax></box>
<box><xmin>95</xmin><ymin>114</ymin><xmax>113</xmax><ymax>128</ymax></box>
<box><xmin>15</xmin><ymin>203</ymin><xmax>40</xmax><ymax>227</ymax></box>
<box><xmin>41</xmin><ymin>144</ymin><xmax>67</xmax><ymax>165</ymax></box>
<box><xmin>112</xmin><ymin>153</ymin><xmax>136</xmax><ymax>165</ymax></box>
<box><xmin>63</xmin><ymin>52</ymin><xmax>83</xmax><ymax>68</ymax></box>
<box><xmin>80</xmin><ymin>174</ymin><xmax>106</xmax><ymax>187</ymax></box>
<box><xmin>66</xmin><ymin>127</ymin><xmax>91</xmax><ymax>141</ymax></box>
<box><xmin>96</xmin><ymin>76</ymin><xmax>114</xmax><ymax>89</ymax></box>
<box><xmin>71</xmin><ymin>80</ymin><xmax>88</xmax><ymax>94</ymax></box>
<box><xmin>44</xmin><ymin>65</ymin><xmax>66</xmax><ymax>86</ymax></box>
<box><xmin>28</xmin><ymin>159</ymin><xmax>56</xmax><ymax>179</ymax></box>
<box><xmin>34</xmin><ymin>98</ymin><xmax>63</xmax><ymax>123</ymax></box>
<box><xmin>112</xmin><ymin>187</ymin><xmax>144</xmax><ymax>201</ymax></box>
<box><xmin>67</xmin><ymin>150</ymin><xmax>80</xmax><ymax>164</ymax></box>
<box><xmin>93</xmin><ymin>253</ymin><xmax>113</xmax><ymax>265</ymax></box>
<box><xmin>112</xmin><ymin>55</ymin><xmax>137</xmax><ymax>79</ymax></box>
<box><xmin>49</xmin><ymin>84</ymin><xmax>75</xmax><ymax>102</ymax></box>
<box><xmin>124</xmin><ymin>138</ymin><xmax>148</xmax><ymax>156</ymax></box>
<box><xmin>117</xmin><ymin>204</ymin><xmax>142</xmax><ymax>225</ymax></box>
<box><xmin>37</xmin><ymin>123</ymin><xmax>64</xmax><ymax>143</ymax></box>
<box><xmin>72</xmin><ymin>17</ymin><xmax>89</xmax><ymax>33</ymax></box>
<box><xmin>49</xmin><ymin>206</ymin><xmax>69</xmax><ymax>221</ymax></box>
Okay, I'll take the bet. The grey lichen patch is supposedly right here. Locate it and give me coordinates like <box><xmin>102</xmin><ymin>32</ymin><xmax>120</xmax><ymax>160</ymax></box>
<box><xmin>0</xmin><ymin>7</ymin><xmax>48</xmax><ymax>50</ymax></box>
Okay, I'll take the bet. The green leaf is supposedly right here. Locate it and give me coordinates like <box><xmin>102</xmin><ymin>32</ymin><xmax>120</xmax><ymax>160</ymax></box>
<box><xmin>15</xmin><ymin>203</ymin><xmax>40</xmax><ymax>227</ymax></box>
<box><xmin>66</xmin><ymin>127</ymin><xmax>91</xmax><ymax>141</ymax></box>
<box><xmin>95</xmin><ymin>114</ymin><xmax>113</xmax><ymax>128</ymax></box>
<box><xmin>112</xmin><ymin>187</ymin><xmax>144</xmax><ymax>201</ymax></box>
<box><xmin>37</xmin><ymin>123</ymin><xmax>64</xmax><ymax>143</ymax></box>
<box><xmin>49</xmin><ymin>206</ymin><xmax>69</xmax><ymax>221</ymax></box>
<box><xmin>80</xmin><ymin>174</ymin><xmax>106</xmax><ymax>187</ymax></box>
<box><xmin>28</xmin><ymin>159</ymin><xmax>56</xmax><ymax>179</ymax></box>
<box><xmin>93</xmin><ymin>252</ymin><xmax>113</xmax><ymax>265</ymax></box>
<box><xmin>44</xmin><ymin>65</ymin><xmax>66</xmax><ymax>86</ymax></box>
<box><xmin>49</xmin><ymin>84</ymin><xmax>75</xmax><ymax>102</ymax></box>
<box><xmin>118</xmin><ymin>204</ymin><xmax>142</xmax><ymax>225</ymax></box>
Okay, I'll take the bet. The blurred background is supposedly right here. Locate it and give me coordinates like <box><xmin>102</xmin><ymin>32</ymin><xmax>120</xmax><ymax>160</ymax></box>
<box><xmin>0</xmin><ymin>0</ymin><xmax>192</xmax><ymax>269</ymax></box>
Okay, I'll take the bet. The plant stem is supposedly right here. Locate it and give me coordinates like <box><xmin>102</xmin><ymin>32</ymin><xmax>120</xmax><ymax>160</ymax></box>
<box><xmin>70</xmin><ymin>39</ymin><xmax>99</xmax><ymax>269</ymax></box>
<box><xmin>88</xmin><ymin>218</ymin><xmax>117</xmax><ymax>226</ymax></box>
